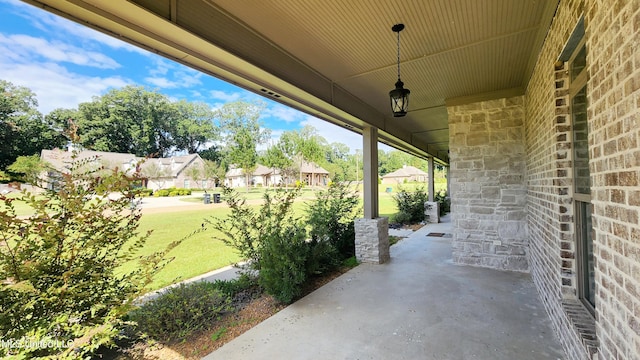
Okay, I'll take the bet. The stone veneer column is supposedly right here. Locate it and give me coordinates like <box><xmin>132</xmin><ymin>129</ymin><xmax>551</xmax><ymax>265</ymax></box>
<box><xmin>448</xmin><ymin>96</ymin><xmax>528</xmax><ymax>271</ymax></box>
<box><xmin>355</xmin><ymin>217</ymin><xmax>390</xmax><ymax>264</ymax></box>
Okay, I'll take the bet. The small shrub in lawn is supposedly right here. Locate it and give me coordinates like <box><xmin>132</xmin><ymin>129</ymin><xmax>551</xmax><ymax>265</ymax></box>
<box><xmin>155</xmin><ymin>189</ymin><xmax>170</xmax><ymax>197</ymax></box>
<box><xmin>392</xmin><ymin>186</ymin><xmax>429</xmax><ymax>224</ymax></box>
<box><xmin>129</xmin><ymin>282</ymin><xmax>232</xmax><ymax>342</ymax></box>
<box><xmin>169</xmin><ymin>191</ymin><xmax>179</xmax><ymax>197</ymax></box>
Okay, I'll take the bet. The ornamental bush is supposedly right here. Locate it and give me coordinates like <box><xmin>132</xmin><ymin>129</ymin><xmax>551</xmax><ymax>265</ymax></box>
<box><xmin>209</xmin><ymin>183</ymin><xmax>361</xmax><ymax>304</ymax></box>
<box><xmin>392</xmin><ymin>186</ymin><xmax>429</xmax><ymax>224</ymax></box>
<box><xmin>0</xmin><ymin>155</ymin><xmax>179</xmax><ymax>359</ymax></box>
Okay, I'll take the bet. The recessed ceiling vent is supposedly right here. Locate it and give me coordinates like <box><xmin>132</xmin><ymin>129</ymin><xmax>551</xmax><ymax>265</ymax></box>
<box><xmin>260</xmin><ymin>88</ymin><xmax>281</xmax><ymax>98</ymax></box>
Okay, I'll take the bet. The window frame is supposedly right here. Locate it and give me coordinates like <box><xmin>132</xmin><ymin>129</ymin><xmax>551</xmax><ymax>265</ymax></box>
<box><xmin>568</xmin><ymin>37</ymin><xmax>595</xmax><ymax>315</ymax></box>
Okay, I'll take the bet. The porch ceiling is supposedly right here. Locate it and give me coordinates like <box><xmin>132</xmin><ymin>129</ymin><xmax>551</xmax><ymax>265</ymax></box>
<box><xmin>24</xmin><ymin>0</ymin><xmax>560</xmax><ymax>165</ymax></box>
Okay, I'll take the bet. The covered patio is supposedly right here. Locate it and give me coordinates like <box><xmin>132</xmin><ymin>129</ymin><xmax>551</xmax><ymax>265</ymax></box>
<box><xmin>205</xmin><ymin>216</ymin><xmax>565</xmax><ymax>359</ymax></box>
<box><xmin>23</xmin><ymin>1</ymin><xmax>640</xmax><ymax>359</ymax></box>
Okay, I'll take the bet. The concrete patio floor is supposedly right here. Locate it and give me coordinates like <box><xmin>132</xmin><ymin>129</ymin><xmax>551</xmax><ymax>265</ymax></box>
<box><xmin>204</xmin><ymin>215</ymin><xmax>565</xmax><ymax>360</ymax></box>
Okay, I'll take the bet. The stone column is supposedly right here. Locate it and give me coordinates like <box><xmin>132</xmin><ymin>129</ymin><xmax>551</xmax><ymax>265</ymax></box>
<box><xmin>355</xmin><ymin>217</ymin><xmax>390</xmax><ymax>264</ymax></box>
<box><xmin>355</xmin><ymin>127</ymin><xmax>389</xmax><ymax>264</ymax></box>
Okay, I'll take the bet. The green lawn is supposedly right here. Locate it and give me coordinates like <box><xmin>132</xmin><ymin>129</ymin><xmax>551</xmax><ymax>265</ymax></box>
<box><xmin>119</xmin><ymin>207</ymin><xmax>243</xmax><ymax>291</ymax></box>
<box><xmin>3</xmin><ymin>183</ymin><xmax>446</xmax><ymax>292</ymax></box>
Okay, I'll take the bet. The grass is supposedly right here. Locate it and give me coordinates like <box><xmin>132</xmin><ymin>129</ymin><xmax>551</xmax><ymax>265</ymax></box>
<box><xmin>3</xmin><ymin>182</ymin><xmax>446</xmax><ymax>292</ymax></box>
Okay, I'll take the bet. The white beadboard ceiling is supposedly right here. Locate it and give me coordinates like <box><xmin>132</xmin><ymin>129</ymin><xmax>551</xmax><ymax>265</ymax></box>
<box><xmin>23</xmin><ymin>0</ymin><xmax>560</xmax><ymax>164</ymax></box>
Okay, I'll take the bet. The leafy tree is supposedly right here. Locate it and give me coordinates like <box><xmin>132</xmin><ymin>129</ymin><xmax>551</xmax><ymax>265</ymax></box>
<box><xmin>198</xmin><ymin>145</ymin><xmax>223</xmax><ymax>162</ymax></box>
<box><xmin>203</xmin><ymin>159</ymin><xmax>225</xmax><ymax>189</ymax></box>
<box><xmin>174</xmin><ymin>100</ymin><xmax>217</xmax><ymax>154</ymax></box>
<box><xmin>0</xmin><ymin>80</ymin><xmax>65</xmax><ymax>169</ymax></box>
<box><xmin>75</xmin><ymin>86</ymin><xmax>177</xmax><ymax>157</ymax></box>
<box><xmin>6</xmin><ymin>155</ymin><xmax>48</xmax><ymax>184</ymax></box>
<box><xmin>218</xmin><ymin>101</ymin><xmax>270</xmax><ymax>191</ymax></box>
<box><xmin>260</xmin><ymin>143</ymin><xmax>292</xmax><ymax>187</ymax></box>
<box><xmin>279</xmin><ymin>125</ymin><xmax>325</xmax><ymax>183</ymax></box>
<box><xmin>184</xmin><ymin>164</ymin><xmax>203</xmax><ymax>188</ymax></box>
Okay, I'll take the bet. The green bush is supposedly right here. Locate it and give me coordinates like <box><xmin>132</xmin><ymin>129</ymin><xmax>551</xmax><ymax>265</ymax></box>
<box><xmin>0</xmin><ymin>155</ymin><xmax>179</xmax><ymax>358</ymax></box>
<box><xmin>258</xmin><ymin>224</ymin><xmax>309</xmax><ymax>303</ymax></box>
<box><xmin>434</xmin><ymin>190</ymin><xmax>450</xmax><ymax>216</ymax></box>
<box><xmin>129</xmin><ymin>282</ymin><xmax>232</xmax><ymax>342</ymax></box>
<box><xmin>306</xmin><ymin>182</ymin><xmax>360</xmax><ymax>260</ymax></box>
<box><xmin>135</xmin><ymin>188</ymin><xmax>154</xmax><ymax>197</ymax></box>
<box><xmin>209</xmin><ymin>184</ymin><xmax>360</xmax><ymax>304</ymax></box>
<box><xmin>155</xmin><ymin>189</ymin><xmax>170</xmax><ymax>197</ymax></box>
<box><xmin>392</xmin><ymin>186</ymin><xmax>429</xmax><ymax>224</ymax></box>
<box><xmin>169</xmin><ymin>191</ymin><xmax>179</xmax><ymax>197</ymax></box>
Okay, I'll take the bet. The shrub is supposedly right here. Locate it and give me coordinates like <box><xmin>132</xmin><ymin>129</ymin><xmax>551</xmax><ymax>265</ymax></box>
<box><xmin>155</xmin><ymin>189</ymin><xmax>170</xmax><ymax>197</ymax></box>
<box><xmin>258</xmin><ymin>224</ymin><xmax>309</xmax><ymax>303</ymax></box>
<box><xmin>129</xmin><ymin>282</ymin><xmax>232</xmax><ymax>342</ymax></box>
<box><xmin>392</xmin><ymin>186</ymin><xmax>429</xmax><ymax>224</ymax></box>
<box><xmin>207</xmin><ymin>186</ymin><xmax>302</xmax><ymax>275</ymax></box>
<box><xmin>169</xmin><ymin>191</ymin><xmax>179</xmax><ymax>197</ymax></box>
<box><xmin>306</xmin><ymin>182</ymin><xmax>360</xmax><ymax>260</ymax></box>
<box><xmin>0</xmin><ymin>156</ymin><xmax>179</xmax><ymax>358</ymax></box>
<box><xmin>209</xmin><ymin>184</ymin><xmax>360</xmax><ymax>304</ymax></box>
<box><xmin>135</xmin><ymin>188</ymin><xmax>153</xmax><ymax>197</ymax></box>
<box><xmin>434</xmin><ymin>190</ymin><xmax>450</xmax><ymax>216</ymax></box>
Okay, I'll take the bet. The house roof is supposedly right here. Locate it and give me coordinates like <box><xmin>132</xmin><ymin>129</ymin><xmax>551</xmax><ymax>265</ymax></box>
<box><xmin>41</xmin><ymin>149</ymin><xmax>139</xmax><ymax>172</ymax></box>
<box><xmin>299</xmin><ymin>161</ymin><xmax>329</xmax><ymax>174</ymax></box>
<box><xmin>42</xmin><ymin>149</ymin><xmax>202</xmax><ymax>178</ymax></box>
<box><xmin>382</xmin><ymin>165</ymin><xmax>428</xmax><ymax>178</ymax></box>
<box><xmin>226</xmin><ymin>162</ymin><xmax>329</xmax><ymax>177</ymax></box>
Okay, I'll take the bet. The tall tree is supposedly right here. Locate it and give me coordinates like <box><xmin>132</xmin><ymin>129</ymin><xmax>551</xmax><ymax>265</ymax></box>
<box><xmin>279</xmin><ymin>125</ymin><xmax>325</xmax><ymax>183</ymax></box>
<box><xmin>0</xmin><ymin>80</ymin><xmax>65</xmax><ymax>169</ymax></box>
<box><xmin>173</xmin><ymin>100</ymin><xmax>217</xmax><ymax>154</ymax></box>
<box><xmin>75</xmin><ymin>86</ymin><xmax>177</xmax><ymax>157</ymax></box>
<box><xmin>261</xmin><ymin>143</ymin><xmax>293</xmax><ymax>187</ymax></box>
<box><xmin>218</xmin><ymin>101</ymin><xmax>270</xmax><ymax>191</ymax></box>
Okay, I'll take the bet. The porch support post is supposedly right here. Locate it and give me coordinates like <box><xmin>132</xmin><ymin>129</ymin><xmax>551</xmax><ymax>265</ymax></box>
<box><xmin>355</xmin><ymin>126</ymin><xmax>389</xmax><ymax>264</ymax></box>
<box><xmin>428</xmin><ymin>157</ymin><xmax>435</xmax><ymax>202</ymax></box>
<box><xmin>363</xmin><ymin>126</ymin><xmax>378</xmax><ymax>219</ymax></box>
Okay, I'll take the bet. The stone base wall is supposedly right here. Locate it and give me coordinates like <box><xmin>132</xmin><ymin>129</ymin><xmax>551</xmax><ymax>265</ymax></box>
<box><xmin>448</xmin><ymin>96</ymin><xmax>528</xmax><ymax>272</ymax></box>
<box><xmin>355</xmin><ymin>217</ymin><xmax>390</xmax><ymax>264</ymax></box>
<box><xmin>425</xmin><ymin>201</ymin><xmax>440</xmax><ymax>223</ymax></box>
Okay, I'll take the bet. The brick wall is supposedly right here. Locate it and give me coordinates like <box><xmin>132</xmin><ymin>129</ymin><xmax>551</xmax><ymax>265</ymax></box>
<box><xmin>448</xmin><ymin>96</ymin><xmax>528</xmax><ymax>272</ymax></box>
<box><xmin>585</xmin><ymin>0</ymin><xmax>640</xmax><ymax>358</ymax></box>
<box><xmin>523</xmin><ymin>0</ymin><xmax>640</xmax><ymax>359</ymax></box>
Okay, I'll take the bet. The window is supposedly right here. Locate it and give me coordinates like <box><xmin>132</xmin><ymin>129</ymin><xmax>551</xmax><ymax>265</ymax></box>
<box><xmin>569</xmin><ymin>39</ymin><xmax>595</xmax><ymax>313</ymax></box>
<box><xmin>184</xmin><ymin>179</ymin><xmax>190</xmax><ymax>189</ymax></box>
<box><xmin>202</xmin><ymin>179</ymin><xmax>207</xmax><ymax>188</ymax></box>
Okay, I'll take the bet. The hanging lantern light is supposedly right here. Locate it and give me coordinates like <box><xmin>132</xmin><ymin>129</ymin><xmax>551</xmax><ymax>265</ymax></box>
<box><xmin>389</xmin><ymin>23</ymin><xmax>410</xmax><ymax>117</ymax></box>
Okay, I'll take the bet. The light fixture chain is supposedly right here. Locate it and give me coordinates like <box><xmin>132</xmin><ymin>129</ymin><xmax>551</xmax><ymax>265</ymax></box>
<box><xmin>396</xmin><ymin>30</ymin><xmax>401</xmax><ymax>80</ymax></box>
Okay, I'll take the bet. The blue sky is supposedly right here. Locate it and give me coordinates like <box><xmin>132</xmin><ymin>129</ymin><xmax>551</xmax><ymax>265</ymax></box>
<box><xmin>0</xmin><ymin>0</ymin><xmax>381</xmax><ymax>153</ymax></box>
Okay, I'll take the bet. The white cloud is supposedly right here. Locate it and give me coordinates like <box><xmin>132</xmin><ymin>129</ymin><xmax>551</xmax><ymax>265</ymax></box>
<box><xmin>0</xmin><ymin>62</ymin><xmax>130</xmax><ymax>113</ymax></box>
<box><xmin>4</xmin><ymin>0</ymin><xmax>150</xmax><ymax>56</ymax></box>
<box><xmin>144</xmin><ymin>76</ymin><xmax>179</xmax><ymax>89</ymax></box>
<box><xmin>209</xmin><ymin>90</ymin><xmax>242</xmax><ymax>102</ymax></box>
<box><xmin>263</xmin><ymin>104</ymin><xmax>303</xmax><ymax>123</ymax></box>
<box><xmin>0</xmin><ymin>33</ymin><xmax>120</xmax><ymax>69</ymax></box>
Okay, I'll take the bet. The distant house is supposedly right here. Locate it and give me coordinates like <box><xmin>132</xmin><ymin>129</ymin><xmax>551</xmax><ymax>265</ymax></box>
<box><xmin>224</xmin><ymin>161</ymin><xmax>329</xmax><ymax>188</ymax></box>
<box><xmin>40</xmin><ymin>149</ymin><xmax>207</xmax><ymax>190</ymax></box>
<box><xmin>381</xmin><ymin>165</ymin><xmax>428</xmax><ymax>185</ymax></box>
